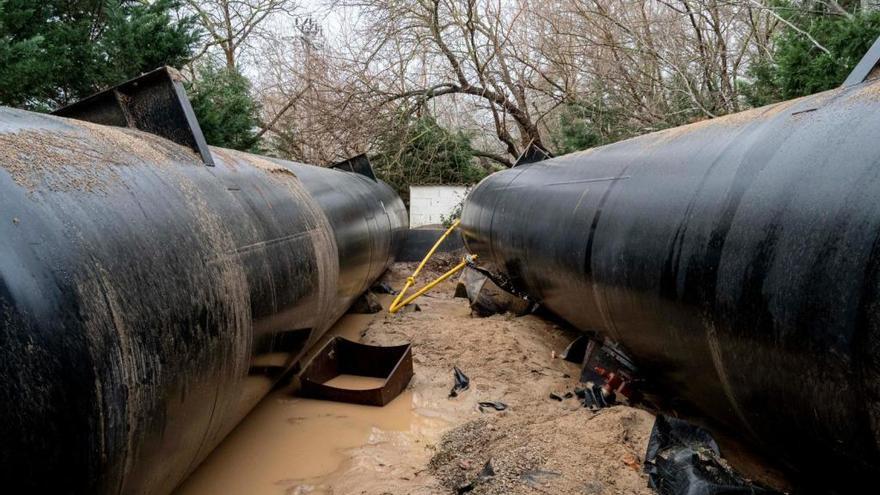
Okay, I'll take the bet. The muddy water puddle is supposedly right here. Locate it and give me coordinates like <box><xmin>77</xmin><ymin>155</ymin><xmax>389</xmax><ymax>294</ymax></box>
<box><xmin>325</xmin><ymin>373</ymin><xmax>388</xmax><ymax>389</ymax></box>
<box><xmin>176</xmin><ymin>309</ymin><xmax>449</xmax><ymax>495</ymax></box>
<box><xmin>177</xmin><ymin>386</ymin><xmax>446</xmax><ymax>495</ymax></box>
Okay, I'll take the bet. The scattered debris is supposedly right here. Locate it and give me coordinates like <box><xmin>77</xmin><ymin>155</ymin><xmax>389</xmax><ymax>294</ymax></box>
<box><xmin>520</xmin><ymin>469</ymin><xmax>561</xmax><ymax>488</ymax></box>
<box><xmin>561</xmin><ymin>333</ymin><xmax>639</xmax><ymax>402</ymax></box>
<box><xmin>549</xmin><ymin>385</ymin><xmax>614</xmax><ymax>410</ymax></box>
<box><xmin>449</xmin><ymin>366</ymin><xmax>470</xmax><ymax>398</ymax></box>
<box><xmin>622</xmin><ymin>452</ymin><xmax>641</xmax><ymax>471</ymax></box>
<box><xmin>397</xmin><ymin>302</ymin><xmax>421</xmax><ymax>313</ymax></box>
<box><xmin>349</xmin><ymin>291</ymin><xmax>383</xmax><ymax>314</ymax></box>
<box><xmin>371</xmin><ymin>281</ymin><xmax>399</xmax><ymax>295</ymax></box>
<box><xmin>456</xmin><ymin>460</ymin><xmax>496</xmax><ymax>494</ymax></box>
<box><xmin>577</xmin><ymin>383</ymin><xmax>616</xmax><ymax>411</ymax></box>
<box><xmin>457</xmin><ymin>266</ymin><xmax>532</xmax><ymax>317</ymax></box>
<box><xmin>560</xmin><ymin>334</ymin><xmax>593</xmax><ymax>363</ymax></box>
<box><xmin>477</xmin><ymin>401</ymin><xmax>508</xmax><ymax>413</ymax></box>
<box><xmin>644</xmin><ymin>416</ymin><xmax>782</xmax><ymax>495</ymax></box>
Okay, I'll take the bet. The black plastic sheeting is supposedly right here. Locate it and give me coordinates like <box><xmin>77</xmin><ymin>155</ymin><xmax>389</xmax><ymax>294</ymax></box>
<box><xmin>461</xmin><ymin>78</ymin><xmax>880</xmax><ymax>490</ymax></box>
<box><xmin>0</xmin><ymin>107</ymin><xmax>407</xmax><ymax>493</ymax></box>
<box><xmin>449</xmin><ymin>366</ymin><xmax>471</xmax><ymax>397</ymax></box>
<box><xmin>645</xmin><ymin>416</ymin><xmax>781</xmax><ymax>495</ymax></box>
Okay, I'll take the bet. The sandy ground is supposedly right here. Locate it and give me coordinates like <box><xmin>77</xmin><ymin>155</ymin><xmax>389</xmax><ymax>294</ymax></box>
<box><xmin>176</xmin><ymin>259</ymin><xmax>657</xmax><ymax>495</ymax></box>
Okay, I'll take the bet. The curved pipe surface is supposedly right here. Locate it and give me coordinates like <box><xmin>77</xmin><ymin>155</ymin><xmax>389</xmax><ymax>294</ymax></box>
<box><xmin>0</xmin><ymin>107</ymin><xmax>406</xmax><ymax>493</ymax></box>
<box><xmin>282</xmin><ymin>161</ymin><xmax>409</xmax><ymax>320</ymax></box>
<box><xmin>461</xmin><ymin>80</ymin><xmax>880</xmax><ymax>488</ymax></box>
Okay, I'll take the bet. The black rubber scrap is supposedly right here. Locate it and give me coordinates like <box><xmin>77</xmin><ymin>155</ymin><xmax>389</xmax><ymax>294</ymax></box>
<box><xmin>370</xmin><ymin>281</ymin><xmax>399</xmax><ymax>295</ymax></box>
<box><xmin>349</xmin><ymin>291</ymin><xmax>382</xmax><ymax>314</ymax></box>
<box><xmin>644</xmin><ymin>415</ymin><xmax>783</xmax><ymax>495</ymax></box>
<box><xmin>449</xmin><ymin>366</ymin><xmax>470</xmax><ymax>398</ymax></box>
<box><xmin>457</xmin><ymin>459</ymin><xmax>496</xmax><ymax>494</ymax></box>
<box><xmin>549</xmin><ymin>390</ymin><xmax>576</xmax><ymax>402</ymax></box>
<box><xmin>575</xmin><ymin>384</ymin><xmax>615</xmax><ymax>410</ymax></box>
<box><xmin>478</xmin><ymin>401</ymin><xmax>508</xmax><ymax>412</ymax></box>
<box><xmin>521</xmin><ymin>469</ymin><xmax>561</xmax><ymax>488</ymax></box>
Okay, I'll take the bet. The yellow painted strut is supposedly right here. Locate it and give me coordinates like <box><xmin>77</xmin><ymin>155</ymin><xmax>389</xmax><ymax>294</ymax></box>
<box><xmin>388</xmin><ymin>219</ymin><xmax>476</xmax><ymax>313</ymax></box>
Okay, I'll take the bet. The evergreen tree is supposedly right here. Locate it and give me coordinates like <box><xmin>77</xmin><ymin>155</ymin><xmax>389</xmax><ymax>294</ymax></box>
<box><xmin>373</xmin><ymin>114</ymin><xmax>486</xmax><ymax>202</ymax></box>
<box><xmin>187</xmin><ymin>62</ymin><xmax>262</xmax><ymax>151</ymax></box>
<box><xmin>0</xmin><ymin>0</ymin><xmax>198</xmax><ymax>111</ymax></box>
<box><xmin>743</xmin><ymin>3</ymin><xmax>880</xmax><ymax>106</ymax></box>
<box><xmin>552</xmin><ymin>103</ymin><xmax>603</xmax><ymax>155</ymax></box>
<box><xmin>550</xmin><ymin>97</ymin><xmax>633</xmax><ymax>154</ymax></box>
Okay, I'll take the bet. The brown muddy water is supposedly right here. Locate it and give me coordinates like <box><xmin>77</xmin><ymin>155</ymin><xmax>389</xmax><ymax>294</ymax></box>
<box><xmin>176</xmin><ymin>388</ymin><xmax>439</xmax><ymax>495</ymax></box>
<box><xmin>176</xmin><ymin>301</ymin><xmax>451</xmax><ymax>495</ymax></box>
<box><xmin>323</xmin><ymin>374</ymin><xmax>387</xmax><ymax>390</ymax></box>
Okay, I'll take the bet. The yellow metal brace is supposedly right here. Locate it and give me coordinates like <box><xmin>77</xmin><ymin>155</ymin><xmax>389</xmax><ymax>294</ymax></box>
<box><xmin>388</xmin><ymin>219</ymin><xmax>477</xmax><ymax>314</ymax></box>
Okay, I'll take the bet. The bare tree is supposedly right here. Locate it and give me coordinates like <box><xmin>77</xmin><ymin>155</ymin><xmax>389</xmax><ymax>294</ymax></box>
<box><xmin>249</xmin><ymin>0</ymin><xmax>786</xmax><ymax>165</ymax></box>
<box><xmin>254</xmin><ymin>17</ymin><xmax>388</xmax><ymax>163</ymax></box>
<box><xmin>185</xmin><ymin>0</ymin><xmax>300</xmax><ymax>69</ymax></box>
<box><xmin>533</xmin><ymin>0</ymin><xmax>779</xmax><ymax>141</ymax></box>
<box><xmin>333</xmin><ymin>0</ymin><xmax>561</xmax><ymax>163</ymax></box>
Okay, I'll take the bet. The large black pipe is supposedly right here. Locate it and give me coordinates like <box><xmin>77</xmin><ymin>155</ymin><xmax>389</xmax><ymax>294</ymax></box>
<box><xmin>461</xmin><ymin>79</ymin><xmax>880</xmax><ymax>489</ymax></box>
<box><xmin>0</xmin><ymin>107</ymin><xmax>407</xmax><ymax>493</ymax></box>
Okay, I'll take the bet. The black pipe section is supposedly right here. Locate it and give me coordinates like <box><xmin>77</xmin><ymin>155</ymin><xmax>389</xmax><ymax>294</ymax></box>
<box><xmin>0</xmin><ymin>107</ymin><xmax>407</xmax><ymax>493</ymax></box>
<box><xmin>461</xmin><ymin>79</ymin><xmax>880</xmax><ymax>490</ymax></box>
<box><xmin>282</xmin><ymin>161</ymin><xmax>408</xmax><ymax>321</ymax></box>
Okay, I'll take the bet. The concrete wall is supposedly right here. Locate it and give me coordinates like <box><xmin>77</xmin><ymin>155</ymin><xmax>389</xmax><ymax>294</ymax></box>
<box><xmin>409</xmin><ymin>185</ymin><xmax>469</xmax><ymax>227</ymax></box>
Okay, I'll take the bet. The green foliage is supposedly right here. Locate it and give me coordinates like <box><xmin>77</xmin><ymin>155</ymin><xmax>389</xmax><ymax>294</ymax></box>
<box><xmin>187</xmin><ymin>62</ymin><xmax>262</xmax><ymax>151</ymax></box>
<box><xmin>551</xmin><ymin>99</ymin><xmax>631</xmax><ymax>154</ymax></box>
<box><xmin>440</xmin><ymin>209</ymin><xmax>461</xmax><ymax>228</ymax></box>
<box><xmin>0</xmin><ymin>0</ymin><xmax>199</xmax><ymax>111</ymax></box>
<box><xmin>552</xmin><ymin>103</ymin><xmax>601</xmax><ymax>154</ymax></box>
<box><xmin>440</xmin><ymin>192</ymin><xmax>467</xmax><ymax>228</ymax></box>
<box><xmin>742</xmin><ymin>4</ymin><xmax>880</xmax><ymax>106</ymax></box>
<box><xmin>740</xmin><ymin>56</ymin><xmax>784</xmax><ymax>108</ymax></box>
<box><xmin>373</xmin><ymin>114</ymin><xmax>486</xmax><ymax>202</ymax></box>
<box><xmin>102</xmin><ymin>0</ymin><xmax>200</xmax><ymax>83</ymax></box>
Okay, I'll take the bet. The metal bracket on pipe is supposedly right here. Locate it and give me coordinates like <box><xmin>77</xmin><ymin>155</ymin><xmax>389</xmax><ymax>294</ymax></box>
<box><xmin>514</xmin><ymin>140</ymin><xmax>553</xmax><ymax>166</ymax></box>
<box><xmin>843</xmin><ymin>35</ymin><xmax>880</xmax><ymax>87</ymax></box>
<box><xmin>52</xmin><ymin>67</ymin><xmax>215</xmax><ymax>166</ymax></box>
<box><xmin>331</xmin><ymin>153</ymin><xmax>377</xmax><ymax>181</ymax></box>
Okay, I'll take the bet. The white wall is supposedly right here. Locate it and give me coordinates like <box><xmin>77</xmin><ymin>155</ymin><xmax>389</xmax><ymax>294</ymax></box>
<box><xmin>409</xmin><ymin>185</ymin><xmax>469</xmax><ymax>227</ymax></box>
